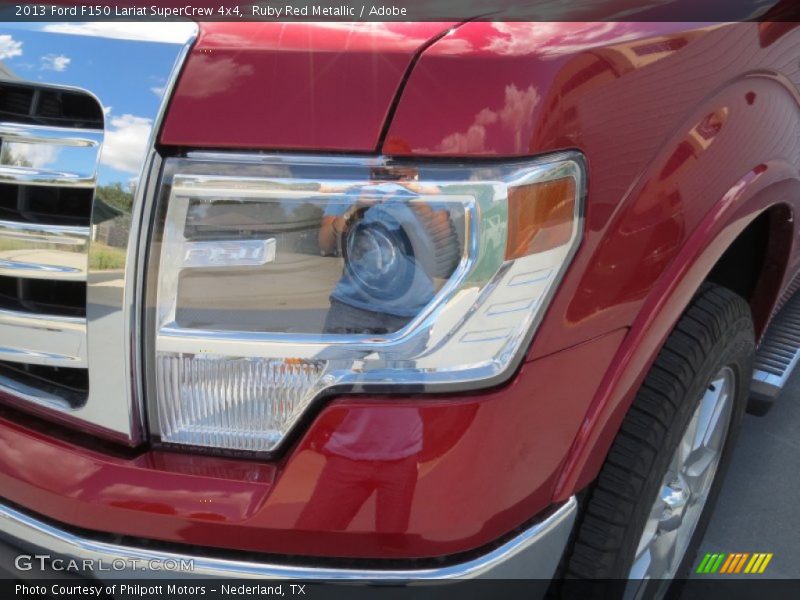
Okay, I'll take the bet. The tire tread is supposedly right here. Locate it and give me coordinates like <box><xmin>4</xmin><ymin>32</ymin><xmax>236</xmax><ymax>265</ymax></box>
<box><xmin>561</xmin><ymin>283</ymin><xmax>752</xmax><ymax>580</ymax></box>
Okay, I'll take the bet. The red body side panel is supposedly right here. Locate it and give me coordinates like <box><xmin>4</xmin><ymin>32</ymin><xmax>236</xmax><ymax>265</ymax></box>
<box><xmin>382</xmin><ymin>21</ymin><xmax>800</xmax><ymax>496</ymax></box>
<box><xmin>0</xmin><ymin>329</ymin><xmax>624</xmax><ymax>558</ymax></box>
<box><xmin>159</xmin><ymin>22</ymin><xmax>455</xmax><ymax>151</ymax></box>
<box><xmin>385</xmin><ymin>21</ymin><xmax>800</xmax><ymax>352</ymax></box>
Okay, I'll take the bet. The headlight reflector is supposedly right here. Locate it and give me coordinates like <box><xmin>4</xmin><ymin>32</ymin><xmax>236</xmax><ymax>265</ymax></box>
<box><xmin>147</xmin><ymin>153</ymin><xmax>585</xmax><ymax>452</ymax></box>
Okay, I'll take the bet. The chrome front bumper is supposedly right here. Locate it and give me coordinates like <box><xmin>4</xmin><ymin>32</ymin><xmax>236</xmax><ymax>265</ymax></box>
<box><xmin>0</xmin><ymin>497</ymin><xmax>576</xmax><ymax>580</ymax></box>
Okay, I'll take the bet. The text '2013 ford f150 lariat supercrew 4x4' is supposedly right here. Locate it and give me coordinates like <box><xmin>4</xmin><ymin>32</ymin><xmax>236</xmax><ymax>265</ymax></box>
<box><xmin>0</xmin><ymin>13</ymin><xmax>799</xmax><ymax>597</ymax></box>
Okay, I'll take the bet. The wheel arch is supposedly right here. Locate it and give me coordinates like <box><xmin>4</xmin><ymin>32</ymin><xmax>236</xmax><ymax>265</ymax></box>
<box><xmin>706</xmin><ymin>202</ymin><xmax>794</xmax><ymax>339</ymax></box>
<box><xmin>554</xmin><ymin>170</ymin><xmax>800</xmax><ymax>501</ymax></box>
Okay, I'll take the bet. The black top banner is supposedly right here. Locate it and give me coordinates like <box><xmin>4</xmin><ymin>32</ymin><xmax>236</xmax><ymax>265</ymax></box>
<box><xmin>1</xmin><ymin>0</ymin><xmax>800</xmax><ymax>22</ymax></box>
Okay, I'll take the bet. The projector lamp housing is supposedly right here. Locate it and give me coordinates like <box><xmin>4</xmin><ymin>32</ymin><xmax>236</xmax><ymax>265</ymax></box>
<box><xmin>144</xmin><ymin>152</ymin><xmax>585</xmax><ymax>454</ymax></box>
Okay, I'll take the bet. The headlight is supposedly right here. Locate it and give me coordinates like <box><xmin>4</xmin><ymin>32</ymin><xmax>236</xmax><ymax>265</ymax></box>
<box><xmin>146</xmin><ymin>152</ymin><xmax>585</xmax><ymax>452</ymax></box>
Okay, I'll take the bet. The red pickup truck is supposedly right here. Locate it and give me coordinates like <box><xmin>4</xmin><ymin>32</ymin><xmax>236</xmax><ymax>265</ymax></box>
<box><xmin>0</xmin><ymin>17</ymin><xmax>797</xmax><ymax>597</ymax></box>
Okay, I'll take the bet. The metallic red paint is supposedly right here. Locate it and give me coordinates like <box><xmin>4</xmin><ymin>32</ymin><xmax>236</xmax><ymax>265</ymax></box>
<box><xmin>159</xmin><ymin>22</ymin><xmax>457</xmax><ymax>151</ymax></box>
<box><xmin>383</xmin><ymin>22</ymin><xmax>800</xmax><ymax>354</ymax></box>
<box><xmin>556</xmin><ymin>170</ymin><xmax>800</xmax><ymax>498</ymax></box>
<box><xmin>381</xmin><ymin>21</ymin><xmax>800</xmax><ymax>498</ymax></box>
<box><xmin>0</xmin><ymin>329</ymin><xmax>625</xmax><ymax>558</ymax></box>
<box><xmin>13</xmin><ymin>20</ymin><xmax>800</xmax><ymax>560</ymax></box>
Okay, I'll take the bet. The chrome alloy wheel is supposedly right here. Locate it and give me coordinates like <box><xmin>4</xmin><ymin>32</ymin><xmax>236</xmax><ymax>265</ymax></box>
<box><xmin>626</xmin><ymin>366</ymin><xmax>736</xmax><ymax>592</ymax></box>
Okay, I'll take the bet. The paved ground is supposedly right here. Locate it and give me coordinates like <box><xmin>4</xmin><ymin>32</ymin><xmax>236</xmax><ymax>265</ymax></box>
<box><xmin>691</xmin><ymin>367</ymin><xmax>800</xmax><ymax>578</ymax></box>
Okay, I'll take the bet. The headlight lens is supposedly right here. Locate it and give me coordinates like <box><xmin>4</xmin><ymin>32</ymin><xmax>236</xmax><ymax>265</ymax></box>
<box><xmin>147</xmin><ymin>153</ymin><xmax>585</xmax><ymax>452</ymax></box>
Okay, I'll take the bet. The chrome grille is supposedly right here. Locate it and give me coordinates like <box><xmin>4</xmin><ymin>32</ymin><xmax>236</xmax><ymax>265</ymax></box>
<box><xmin>0</xmin><ymin>83</ymin><xmax>100</xmax><ymax>408</ymax></box>
<box><xmin>0</xmin><ymin>22</ymin><xmax>197</xmax><ymax>443</ymax></box>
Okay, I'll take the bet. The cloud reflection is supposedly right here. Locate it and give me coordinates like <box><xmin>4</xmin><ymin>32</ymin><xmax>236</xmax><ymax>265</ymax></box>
<box><xmin>437</xmin><ymin>83</ymin><xmax>539</xmax><ymax>153</ymax></box>
<box><xmin>0</xmin><ymin>34</ymin><xmax>22</xmax><ymax>60</ymax></box>
<box><xmin>41</xmin><ymin>53</ymin><xmax>70</xmax><ymax>71</ymax></box>
<box><xmin>0</xmin><ymin>141</ymin><xmax>60</xmax><ymax>168</ymax></box>
<box><xmin>487</xmin><ymin>22</ymin><xmax>642</xmax><ymax>58</ymax></box>
<box><xmin>100</xmin><ymin>113</ymin><xmax>152</xmax><ymax>174</ymax></box>
<box><xmin>177</xmin><ymin>54</ymin><xmax>255</xmax><ymax>99</ymax></box>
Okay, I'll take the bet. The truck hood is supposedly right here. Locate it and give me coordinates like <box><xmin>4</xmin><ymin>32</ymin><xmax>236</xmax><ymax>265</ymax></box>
<box><xmin>160</xmin><ymin>22</ymin><xmax>457</xmax><ymax>152</ymax></box>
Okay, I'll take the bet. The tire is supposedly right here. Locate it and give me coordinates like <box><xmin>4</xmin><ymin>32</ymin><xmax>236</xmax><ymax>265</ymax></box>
<box><xmin>557</xmin><ymin>283</ymin><xmax>755</xmax><ymax>598</ymax></box>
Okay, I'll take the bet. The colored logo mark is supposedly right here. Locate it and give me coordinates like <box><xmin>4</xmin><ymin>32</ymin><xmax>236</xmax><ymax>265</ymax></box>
<box><xmin>696</xmin><ymin>552</ymin><xmax>773</xmax><ymax>574</ymax></box>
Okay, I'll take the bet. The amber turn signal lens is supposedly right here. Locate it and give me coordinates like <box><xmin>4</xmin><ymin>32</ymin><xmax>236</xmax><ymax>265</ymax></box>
<box><xmin>506</xmin><ymin>177</ymin><xmax>576</xmax><ymax>259</ymax></box>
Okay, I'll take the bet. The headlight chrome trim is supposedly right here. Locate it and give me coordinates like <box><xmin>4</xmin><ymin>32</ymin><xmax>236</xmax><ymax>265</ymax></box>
<box><xmin>145</xmin><ymin>151</ymin><xmax>586</xmax><ymax>454</ymax></box>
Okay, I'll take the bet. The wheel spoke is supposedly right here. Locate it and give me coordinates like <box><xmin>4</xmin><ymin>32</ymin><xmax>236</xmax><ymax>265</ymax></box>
<box><xmin>684</xmin><ymin>372</ymin><xmax>733</xmax><ymax>491</ymax></box>
<box><xmin>629</xmin><ymin>546</ymin><xmax>653</xmax><ymax>580</ymax></box>
<box><xmin>696</xmin><ymin>378</ymin><xmax>731</xmax><ymax>452</ymax></box>
<box><xmin>635</xmin><ymin>510</ymin><xmax>661</xmax><ymax>557</ymax></box>
<box><xmin>684</xmin><ymin>450</ymin><xmax>715</xmax><ymax>491</ymax></box>
<box><xmin>652</xmin><ymin>528</ymin><xmax>679</xmax><ymax>576</ymax></box>
<box><xmin>678</xmin><ymin>409</ymin><xmax>701</xmax><ymax>465</ymax></box>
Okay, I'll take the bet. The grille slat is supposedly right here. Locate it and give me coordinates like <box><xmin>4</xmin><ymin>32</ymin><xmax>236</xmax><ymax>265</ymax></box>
<box><xmin>0</xmin><ymin>124</ymin><xmax>100</xmax><ymax>188</ymax></box>
<box><xmin>0</xmin><ymin>361</ymin><xmax>87</xmax><ymax>409</ymax></box>
<box><xmin>0</xmin><ymin>307</ymin><xmax>86</xmax><ymax>368</ymax></box>
<box><xmin>0</xmin><ymin>220</ymin><xmax>89</xmax><ymax>281</ymax></box>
